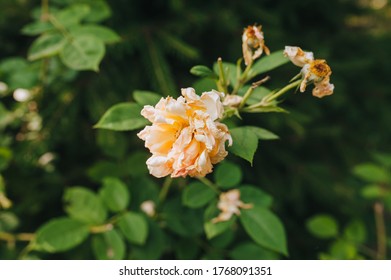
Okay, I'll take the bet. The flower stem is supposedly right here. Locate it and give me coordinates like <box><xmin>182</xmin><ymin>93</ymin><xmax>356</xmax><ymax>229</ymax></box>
<box><xmin>159</xmin><ymin>176</ymin><xmax>173</xmax><ymax>203</ymax></box>
<box><xmin>231</xmin><ymin>61</ymin><xmax>253</xmax><ymax>96</ymax></box>
<box><xmin>217</xmin><ymin>57</ymin><xmax>228</xmax><ymax>93</ymax></box>
<box><xmin>374</xmin><ymin>202</ymin><xmax>387</xmax><ymax>259</ymax></box>
<box><xmin>238</xmin><ymin>86</ymin><xmax>254</xmax><ymax>109</ymax></box>
<box><xmin>265</xmin><ymin>79</ymin><xmax>301</xmax><ymax>103</ymax></box>
<box><xmin>41</xmin><ymin>0</ymin><xmax>49</xmax><ymax>21</ymax></box>
<box><xmin>196</xmin><ymin>176</ymin><xmax>220</xmax><ymax>194</ymax></box>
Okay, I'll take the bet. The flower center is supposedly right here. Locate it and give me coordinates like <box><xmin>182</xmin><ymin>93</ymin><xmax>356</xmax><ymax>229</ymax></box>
<box><xmin>309</xmin><ymin>60</ymin><xmax>331</xmax><ymax>78</ymax></box>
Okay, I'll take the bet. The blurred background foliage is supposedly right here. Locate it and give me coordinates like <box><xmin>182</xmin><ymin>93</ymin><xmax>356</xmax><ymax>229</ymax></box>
<box><xmin>0</xmin><ymin>0</ymin><xmax>391</xmax><ymax>259</ymax></box>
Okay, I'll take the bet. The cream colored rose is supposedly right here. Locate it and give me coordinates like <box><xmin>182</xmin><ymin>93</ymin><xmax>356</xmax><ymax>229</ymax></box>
<box><xmin>284</xmin><ymin>46</ymin><xmax>334</xmax><ymax>98</ymax></box>
<box><xmin>242</xmin><ymin>25</ymin><xmax>270</xmax><ymax>65</ymax></box>
<box><xmin>137</xmin><ymin>88</ymin><xmax>232</xmax><ymax>178</ymax></box>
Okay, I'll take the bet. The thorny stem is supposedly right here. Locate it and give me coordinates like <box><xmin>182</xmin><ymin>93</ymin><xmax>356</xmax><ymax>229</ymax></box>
<box><xmin>196</xmin><ymin>176</ymin><xmax>220</xmax><ymax>194</ymax></box>
<box><xmin>374</xmin><ymin>202</ymin><xmax>387</xmax><ymax>260</ymax></box>
<box><xmin>159</xmin><ymin>177</ymin><xmax>173</xmax><ymax>203</ymax></box>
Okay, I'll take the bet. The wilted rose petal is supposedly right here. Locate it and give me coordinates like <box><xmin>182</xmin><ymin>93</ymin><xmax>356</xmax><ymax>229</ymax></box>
<box><xmin>284</xmin><ymin>46</ymin><xmax>314</xmax><ymax>67</ymax></box>
<box><xmin>137</xmin><ymin>87</ymin><xmax>232</xmax><ymax>178</ymax></box>
<box><xmin>284</xmin><ymin>46</ymin><xmax>334</xmax><ymax>98</ymax></box>
<box><xmin>212</xmin><ymin>189</ymin><xmax>252</xmax><ymax>223</ymax></box>
<box><xmin>242</xmin><ymin>25</ymin><xmax>270</xmax><ymax>65</ymax></box>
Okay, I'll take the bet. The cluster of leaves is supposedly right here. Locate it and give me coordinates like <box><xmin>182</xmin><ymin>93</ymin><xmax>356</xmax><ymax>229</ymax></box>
<box><xmin>23</xmin><ymin>0</ymin><xmax>120</xmax><ymax>71</ymax></box>
<box><xmin>20</xmin><ymin>163</ymin><xmax>287</xmax><ymax>259</ymax></box>
<box><xmin>305</xmin><ymin>153</ymin><xmax>391</xmax><ymax>260</ymax></box>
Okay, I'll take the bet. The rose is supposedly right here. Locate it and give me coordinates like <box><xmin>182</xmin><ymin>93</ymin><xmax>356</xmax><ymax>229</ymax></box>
<box><xmin>137</xmin><ymin>88</ymin><xmax>232</xmax><ymax>178</ymax></box>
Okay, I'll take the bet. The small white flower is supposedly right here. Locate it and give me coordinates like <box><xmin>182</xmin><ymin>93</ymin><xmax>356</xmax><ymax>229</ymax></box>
<box><xmin>140</xmin><ymin>200</ymin><xmax>156</xmax><ymax>217</ymax></box>
<box><xmin>13</xmin><ymin>88</ymin><xmax>32</xmax><ymax>102</ymax></box>
<box><xmin>0</xmin><ymin>81</ymin><xmax>8</xmax><ymax>93</ymax></box>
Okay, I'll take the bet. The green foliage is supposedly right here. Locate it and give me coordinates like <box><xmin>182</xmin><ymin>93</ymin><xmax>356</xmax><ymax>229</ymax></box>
<box><xmin>248</xmin><ymin>50</ymin><xmax>290</xmax><ymax>79</ymax></box>
<box><xmin>229</xmin><ymin>242</ymin><xmax>279</xmax><ymax>260</ymax></box>
<box><xmin>94</xmin><ymin>103</ymin><xmax>148</xmax><ymax>131</ymax></box>
<box><xmin>133</xmin><ymin>90</ymin><xmax>162</xmax><ymax>106</ymax></box>
<box><xmin>34</xmin><ymin>217</ymin><xmax>90</xmax><ymax>253</ymax></box>
<box><xmin>92</xmin><ymin>229</ymin><xmax>126</xmax><ymax>260</ymax></box>
<box><xmin>117</xmin><ymin>212</ymin><xmax>148</xmax><ymax>245</ymax></box>
<box><xmin>306</xmin><ymin>215</ymin><xmax>339</xmax><ymax>239</ymax></box>
<box><xmin>228</xmin><ymin>127</ymin><xmax>259</xmax><ymax>164</ymax></box>
<box><xmin>64</xmin><ymin>187</ymin><xmax>107</xmax><ymax>225</ymax></box>
<box><xmin>99</xmin><ymin>177</ymin><xmax>130</xmax><ymax>212</ymax></box>
<box><xmin>182</xmin><ymin>182</ymin><xmax>216</xmax><ymax>208</ymax></box>
<box><xmin>240</xmin><ymin>206</ymin><xmax>288</xmax><ymax>255</ymax></box>
<box><xmin>353</xmin><ymin>163</ymin><xmax>389</xmax><ymax>184</ymax></box>
<box><xmin>1</xmin><ymin>0</ymin><xmax>391</xmax><ymax>261</ymax></box>
<box><xmin>60</xmin><ymin>36</ymin><xmax>105</xmax><ymax>71</ymax></box>
<box><xmin>214</xmin><ymin>162</ymin><xmax>242</xmax><ymax>188</ymax></box>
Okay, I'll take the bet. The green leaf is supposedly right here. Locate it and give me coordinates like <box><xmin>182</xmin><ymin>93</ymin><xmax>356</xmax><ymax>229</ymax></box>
<box><xmin>192</xmin><ymin>77</ymin><xmax>216</xmax><ymax>93</ymax></box>
<box><xmin>214</xmin><ymin>161</ymin><xmax>242</xmax><ymax>188</ymax></box>
<box><xmin>130</xmin><ymin>220</ymin><xmax>166</xmax><ymax>260</ymax></box>
<box><xmin>240</xmin><ymin>206</ymin><xmax>288</xmax><ymax>255</ymax></box>
<box><xmin>249</xmin><ymin>50</ymin><xmax>290</xmax><ymax>79</ymax></box>
<box><xmin>99</xmin><ymin>177</ymin><xmax>130</xmax><ymax>212</ymax></box>
<box><xmin>92</xmin><ymin>229</ymin><xmax>125</xmax><ymax>260</ymax></box>
<box><xmin>361</xmin><ymin>184</ymin><xmax>384</xmax><ymax>199</ymax></box>
<box><xmin>244</xmin><ymin>86</ymin><xmax>271</xmax><ymax>105</ymax></box>
<box><xmin>240</xmin><ymin>185</ymin><xmax>273</xmax><ymax>208</ymax></box>
<box><xmin>248</xmin><ymin>126</ymin><xmax>279</xmax><ymax>140</ymax></box>
<box><xmin>60</xmin><ymin>35</ymin><xmax>105</xmax><ymax>71</ymax></box>
<box><xmin>64</xmin><ymin>187</ymin><xmax>107</xmax><ymax>225</ymax></box>
<box><xmin>306</xmin><ymin>214</ymin><xmax>339</xmax><ymax>239</ymax></box>
<box><xmin>228</xmin><ymin>127</ymin><xmax>259</xmax><ymax>164</ymax></box>
<box><xmin>344</xmin><ymin>220</ymin><xmax>366</xmax><ymax>243</ymax></box>
<box><xmin>372</xmin><ymin>153</ymin><xmax>391</xmax><ymax>168</ymax></box>
<box><xmin>55</xmin><ymin>4</ymin><xmax>91</xmax><ymax>27</ymax></box>
<box><xmin>94</xmin><ymin>102</ymin><xmax>148</xmax><ymax>131</ymax></box>
<box><xmin>133</xmin><ymin>90</ymin><xmax>162</xmax><ymax>106</ymax></box>
<box><xmin>0</xmin><ymin>147</ymin><xmax>12</xmax><ymax>171</ymax></box>
<box><xmin>0</xmin><ymin>212</ymin><xmax>19</xmax><ymax>232</ymax></box>
<box><xmin>163</xmin><ymin>197</ymin><xmax>204</xmax><ymax>237</ymax></box>
<box><xmin>34</xmin><ymin>217</ymin><xmax>89</xmax><ymax>253</ymax></box>
<box><xmin>82</xmin><ymin>0</ymin><xmax>112</xmax><ymax>23</ymax></box>
<box><xmin>353</xmin><ymin>163</ymin><xmax>389</xmax><ymax>183</ymax></box>
<box><xmin>96</xmin><ymin>129</ymin><xmax>128</xmax><ymax>159</ymax></box>
<box><xmin>21</xmin><ymin>21</ymin><xmax>54</xmax><ymax>36</ymax></box>
<box><xmin>182</xmin><ymin>181</ymin><xmax>217</xmax><ymax>208</ymax></box>
<box><xmin>118</xmin><ymin>212</ymin><xmax>148</xmax><ymax>245</ymax></box>
<box><xmin>28</xmin><ymin>33</ymin><xmax>66</xmax><ymax>61</ymax></box>
<box><xmin>190</xmin><ymin>65</ymin><xmax>216</xmax><ymax>78</ymax></box>
<box><xmin>69</xmin><ymin>25</ymin><xmax>121</xmax><ymax>44</ymax></box>
<box><xmin>229</xmin><ymin>242</ymin><xmax>280</xmax><ymax>260</ymax></box>
<box><xmin>329</xmin><ymin>239</ymin><xmax>358</xmax><ymax>260</ymax></box>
